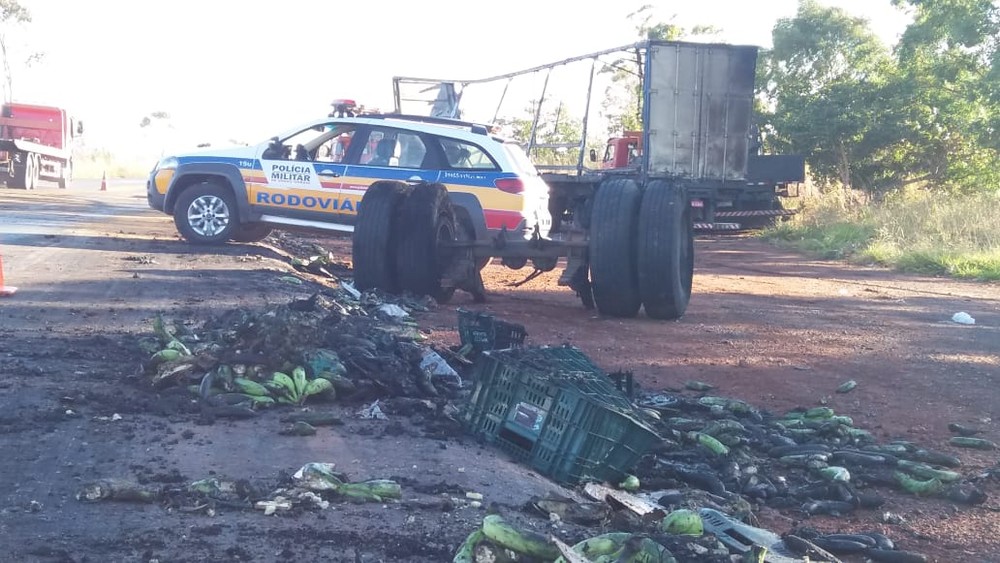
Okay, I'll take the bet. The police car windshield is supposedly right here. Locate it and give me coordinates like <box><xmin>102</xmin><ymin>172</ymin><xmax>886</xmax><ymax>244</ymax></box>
<box><xmin>502</xmin><ymin>143</ymin><xmax>539</xmax><ymax>177</ymax></box>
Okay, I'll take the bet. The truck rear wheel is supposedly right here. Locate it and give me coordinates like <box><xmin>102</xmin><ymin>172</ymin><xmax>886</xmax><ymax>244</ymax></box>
<box><xmin>173</xmin><ymin>182</ymin><xmax>238</xmax><ymax>245</ymax></box>
<box><xmin>9</xmin><ymin>152</ymin><xmax>30</xmax><ymax>189</ymax></box>
<box><xmin>26</xmin><ymin>155</ymin><xmax>38</xmax><ymax>190</ymax></box>
<box><xmin>589</xmin><ymin>178</ymin><xmax>642</xmax><ymax>317</ymax></box>
<box><xmin>394</xmin><ymin>182</ymin><xmax>457</xmax><ymax>303</ymax></box>
<box><xmin>58</xmin><ymin>159</ymin><xmax>72</xmax><ymax>190</ymax></box>
<box><xmin>637</xmin><ymin>180</ymin><xmax>693</xmax><ymax>320</ymax></box>
<box><xmin>352</xmin><ymin>180</ymin><xmax>412</xmax><ymax>293</ymax></box>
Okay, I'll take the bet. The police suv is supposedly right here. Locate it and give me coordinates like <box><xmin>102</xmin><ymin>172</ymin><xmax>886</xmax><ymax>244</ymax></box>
<box><xmin>146</xmin><ymin>112</ymin><xmax>552</xmax><ymax>246</ymax></box>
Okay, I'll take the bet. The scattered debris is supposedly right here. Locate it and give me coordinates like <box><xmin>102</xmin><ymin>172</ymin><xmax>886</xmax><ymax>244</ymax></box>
<box><xmin>951</xmin><ymin>312</ymin><xmax>975</xmax><ymax>325</ymax></box>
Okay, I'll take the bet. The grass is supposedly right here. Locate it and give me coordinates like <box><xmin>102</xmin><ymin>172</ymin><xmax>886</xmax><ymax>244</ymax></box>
<box><xmin>763</xmin><ymin>188</ymin><xmax>1000</xmax><ymax>281</ymax></box>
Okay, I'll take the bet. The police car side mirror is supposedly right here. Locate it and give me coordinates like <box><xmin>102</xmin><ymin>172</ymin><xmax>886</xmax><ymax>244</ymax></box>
<box><xmin>589</xmin><ymin>148</ymin><xmax>597</xmax><ymax>162</ymax></box>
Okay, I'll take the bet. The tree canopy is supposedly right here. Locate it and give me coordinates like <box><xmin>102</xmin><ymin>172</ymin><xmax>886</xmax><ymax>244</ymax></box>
<box><xmin>759</xmin><ymin>0</ymin><xmax>999</xmax><ymax>193</ymax></box>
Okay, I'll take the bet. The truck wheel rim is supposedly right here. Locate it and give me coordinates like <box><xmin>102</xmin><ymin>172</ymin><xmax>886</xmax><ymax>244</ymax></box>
<box><xmin>187</xmin><ymin>195</ymin><xmax>230</xmax><ymax>237</ymax></box>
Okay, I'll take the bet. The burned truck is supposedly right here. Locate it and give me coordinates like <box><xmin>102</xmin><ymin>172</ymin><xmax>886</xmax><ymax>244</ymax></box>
<box><xmin>355</xmin><ymin>40</ymin><xmax>767</xmax><ymax>320</ymax></box>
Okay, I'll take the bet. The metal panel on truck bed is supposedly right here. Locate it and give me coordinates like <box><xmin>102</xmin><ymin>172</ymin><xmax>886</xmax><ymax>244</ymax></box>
<box><xmin>644</xmin><ymin>41</ymin><xmax>758</xmax><ymax>182</ymax></box>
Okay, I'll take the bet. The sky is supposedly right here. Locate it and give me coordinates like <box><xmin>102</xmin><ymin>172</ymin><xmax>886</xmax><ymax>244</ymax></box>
<box><xmin>8</xmin><ymin>0</ymin><xmax>913</xmax><ymax>158</ymax></box>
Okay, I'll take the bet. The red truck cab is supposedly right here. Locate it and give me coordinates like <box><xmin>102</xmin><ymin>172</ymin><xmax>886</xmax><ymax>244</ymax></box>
<box><xmin>0</xmin><ymin>102</ymin><xmax>82</xmax><ymax>189</ymax></box>
<box><xmin>600</xmin><ymin>130</ymin><xmax>643</xmax><ymax>169</ymax></box>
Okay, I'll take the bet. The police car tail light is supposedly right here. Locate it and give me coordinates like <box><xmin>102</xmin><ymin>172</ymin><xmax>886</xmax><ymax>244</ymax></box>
<box><xmin>494</xmin><ymin>178</ymin><xmax>524</xmax><ymax>194</ymax></box>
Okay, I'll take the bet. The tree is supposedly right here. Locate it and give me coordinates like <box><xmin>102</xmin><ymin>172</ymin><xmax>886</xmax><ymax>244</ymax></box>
<box><xmin>889</xmin><ymin>0</ymin><xmax>1000</xmax><ymax>191</ymax></box>
<box><xmin>495</xmin><ymin>101</ymin><xmax>586</xmax><ymax>167</ymax></box>
<box><xmin>758</xmin><ymin>0</ymin><xmax>903</xmax><ymax>191</ymax></box>
<box><xmin>0</xmin><ymin>0</ymin><xmax>42</xmax><ymax>103</ymax></box>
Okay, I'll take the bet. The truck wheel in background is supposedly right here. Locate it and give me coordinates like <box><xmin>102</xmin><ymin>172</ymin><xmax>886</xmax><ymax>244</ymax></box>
<box><xmin>352</xmin><ymin>180</ymin><xmax>412</xmax><ymax>293</ymax></box>
<box><xmin>9</xmin><ymin>152</ymin><xmax>28</xmax><ymax>189</ymax></box>
<box><xmin>589</xmin><ymin>178</ymin><xmax>642</xmax><ymax>318</ymax></box>
<box><xmin>26</xmin><ymin>154</ymin><xmax>38</xmax><ymax>190</ymax></box>
<box><xmin>230</xmin><ymin>222</ymin><xmax>273</xmax><ymax>243</ymax></box>
<box><xmin>394</xmin><ymin>182</ymin><xmax>457</xmax><ymax>303</ymax></box>
<box><xmin>637</xmin><ymin>180</ymin><xmax>693</xmax><ymax>320</ymax></box>
<box><xmin>58</xmin><ymin>159</ymin><xmax>72</xmax><ymax>189</ymax></box>
<box><xmin>173</xmin><ymin>181</ymin><xmax>238</xmax><ymax>244</ymax></box>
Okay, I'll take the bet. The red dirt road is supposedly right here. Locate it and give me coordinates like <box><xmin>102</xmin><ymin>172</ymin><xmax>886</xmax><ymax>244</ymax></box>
<box><xmin>1</xmin><ymin>185</ymin><xmax>998</xmax><ymax>561</ymax></box>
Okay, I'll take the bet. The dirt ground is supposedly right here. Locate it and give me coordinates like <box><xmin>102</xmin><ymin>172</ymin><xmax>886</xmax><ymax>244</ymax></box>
<box><xmin>0</xmin><ymin>184</ymin><xmax>998</xmax><ymax>562</ymax></box>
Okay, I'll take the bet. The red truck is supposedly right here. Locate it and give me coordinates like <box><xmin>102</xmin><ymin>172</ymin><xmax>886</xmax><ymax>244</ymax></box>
<box><xmin>0</xmin><ymin>102</ymin><xmax>83</xmax><ymax>190</ymax></box>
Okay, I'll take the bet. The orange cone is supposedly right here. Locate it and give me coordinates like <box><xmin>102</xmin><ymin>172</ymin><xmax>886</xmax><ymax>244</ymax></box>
<box><xmin>100</xmin><ymin>171</ymin><xmax>107</xmax><ymax>192</ymax></box>
<box><xmin>0</xmin><ymin>254</ymin><xmax>17</xmax><ymax>297</ymax></box>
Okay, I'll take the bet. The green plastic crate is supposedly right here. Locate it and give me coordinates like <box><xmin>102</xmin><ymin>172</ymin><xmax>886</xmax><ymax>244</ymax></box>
<box><xmin>464</xmin><ymin>346</ymin><xmax>660</xmax><ymax>484</ymax></box>
<box><xmin>457</xmin><ymin>309</ymin><xmax>527</xmax><ymax>353</ymax></box>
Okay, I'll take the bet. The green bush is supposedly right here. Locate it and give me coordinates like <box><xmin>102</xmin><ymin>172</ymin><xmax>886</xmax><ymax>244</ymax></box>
<box><xmin>763</xmin><ymin>188</ymin><xmax>1000</xmax><ymax>281</ymax></box>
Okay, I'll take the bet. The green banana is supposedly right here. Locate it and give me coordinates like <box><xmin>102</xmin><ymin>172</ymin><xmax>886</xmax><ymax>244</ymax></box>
<box><xmin>244</xmin><ymin>394</ymin><xmax>275</xmax><ymax>405</ymax></box>
<box><xmin>292</xmin><ymin>366</ymin><xmax>308</xmax><ymax>398</ymax></box>
<box><xmin>949</xmin><ymin>437</ymin><xmax>996</xmax><ymax>450</ymax></box>
<box><xmin>233</xmin><ymin>377</ymin><xmax>271</xmax><ymax>397</ymax></box>
<box><xmin>702</xmin><ymin>420</ymin><xmax>746</xmax><ymax>436</ymax></box>
<box><xmin>661</xmin><ymin>509</ymin><xmax>703</xmax><ymax>535</ymax></box>
<box><xmin>338</xmin><ymin>479</ymin><xmax>402</xmax><ymax>502</ymax></box>
<box><xmin>619</xmin><ymin>475</ymin><xmax>640</xmax><ymax>491</ymax></box>
<box><xmin>558</xmin><ymin>533</ymin><xmax>630</xmax><ymax>561</ymax></box>
<box><xmin>165</xmin><ymin>339</ymin><xmax>191</xmax><ymax>355</ymax></box>
<box><xmin>896</xmin><ymin>460</ymin><xmax>960</xmax><ymax>483</ymax></box>
<box><xmin>150</xmin><ymin>349</ymin><xmax>181</xmax><ymax>364</ymax></box>
<box><xmin>695</xmin><ymin>432</ymin><xmax>730</xmax><ymax>455</ymax></box>
<box><xmin>304</xmin><ymin>378</ymin><xmax>333</xmax><ymax>398</ymax></box>
<box><xmin>270</xmin><ymin>372</ymin><xmax>298</xmax><ymax>400</ymax></box>
<box><xmin>453</xmin><ymin>530</ymin><xmax>485</xmax><ymax>563</ymax></box>
<box><xmin>482</xmin><ymin>514</ymin><xmax>560</xmax><ymax>560</ymax></box>
<box><xmin>805</xmin><ymin>407</ymin><xmax>835</xmax><ymax>419</ymax></box>
<box><xmin>837</xmin><ymin>380</ymin><xmax>857</xmax><ymax>393</ymax></box>
<box><xmin>685</xmin><ymin>380</ymin><xmax>715</xmax><ymax>391</ymax></box>
<box><xmin>894</xmin><ymin>471</ymin><xmax>943</xmax><ymax>495</ymax></box>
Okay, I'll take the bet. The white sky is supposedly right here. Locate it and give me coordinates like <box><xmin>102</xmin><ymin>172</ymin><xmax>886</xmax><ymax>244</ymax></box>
<box><xmin>9</xmin><ymin>0</ymin><xmax>911</xmax><ymax>156</ymax></box>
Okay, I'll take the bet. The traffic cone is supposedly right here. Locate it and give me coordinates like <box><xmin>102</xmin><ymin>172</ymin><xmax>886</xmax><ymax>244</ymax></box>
<box><xmin>100</xmin><ymin>171</ymin><xmax>107</xmax><ymax>192</ymax></box>
<box><xmin>0</xmin><ymin>254</ymin><xmax>17</xmax><ymax>297</ymax></box>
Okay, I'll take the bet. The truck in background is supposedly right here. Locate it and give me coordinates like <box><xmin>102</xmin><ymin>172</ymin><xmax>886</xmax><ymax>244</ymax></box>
<box><xmin>393</xmin><ymin>42</ymin><xmax>805</xmax><ymax>232</ymax></box>
<box><xmin>0</xmin><ymin>102</ymin><xmax>83</xmax><ymax>190</ymax></box>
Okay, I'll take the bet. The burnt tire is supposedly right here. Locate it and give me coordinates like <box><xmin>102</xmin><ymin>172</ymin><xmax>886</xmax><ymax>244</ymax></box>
<box><xmin>352</xmin><ymin>180</ymin><xmax>412</xmax><ymax>293</ymax></box>
<box><xmin>637</xmin><ymin>180</ymin><xmax>693</xmax><ymax>320</ymax></box>
<box><xmin>589</xmin><ymin>178</ymin><xmax>642</xmax><ymax>318</ymax></box>
<box><xmin>230</xmin><ymin>222</ymin><xmax>273</xmax><ymax>243</ymax></box>
<box><xmin>173</xmin><ymin>182</ymin><xmax>238</xmax><ymax>245</ymax></box>
<box><xmin>394</xmin><ymin>182</ymin><xmax>457</xmax><ymax>303</ymax></box>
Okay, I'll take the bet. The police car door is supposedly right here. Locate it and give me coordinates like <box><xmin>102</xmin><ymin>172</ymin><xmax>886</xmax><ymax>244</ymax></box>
<box><xmin>338</xmin><ymin>126</ymin><xmax>439</xmax><ymax>217</ymax></box>
<box><xmin>251</xmin><ymin>122</ymin><xmax>354</xmax><ymax>225</ymax></box>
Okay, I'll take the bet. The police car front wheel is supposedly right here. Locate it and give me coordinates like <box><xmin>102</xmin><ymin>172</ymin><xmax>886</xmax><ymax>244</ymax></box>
<box><xmin>174</xmin><ymin>182</ymin><xmax>239</xmax><ymax>244</ymax></box>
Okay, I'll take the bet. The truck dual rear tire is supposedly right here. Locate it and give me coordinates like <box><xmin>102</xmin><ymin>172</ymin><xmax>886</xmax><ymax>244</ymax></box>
<box><xmin>10</xmin><ymin>152</ymin><xmax>36</xmax><ymax>190</ymax></box>
<box><xmin>352</xmin><ymin>180</ymin><xmax>412</xmax><ymax>293</ymax></box>
<box><xmin>173</xmin><ymin>182</ymin><xmax>238</xmax><ymax>244</ymax></box>
<box><xmin>637</xmin><ymin>180</ymin><xmax>693</xmax><ymax>320</ymax></box>
<box><xmin>394</xmin><ymin>182</ymin><xmax>457</xmax><ymax>303</ymax></box>
<box><xmin>589</xmin><ymin>178</ymin><xmax>642</xmax><ymax>318</ymax></box>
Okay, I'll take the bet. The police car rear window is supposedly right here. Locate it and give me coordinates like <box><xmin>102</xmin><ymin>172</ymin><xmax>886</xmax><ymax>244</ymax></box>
<box><xmin>440</xmin><ymin>138</ymin><xmax>498</xmax><ymax>170</ymax></box>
